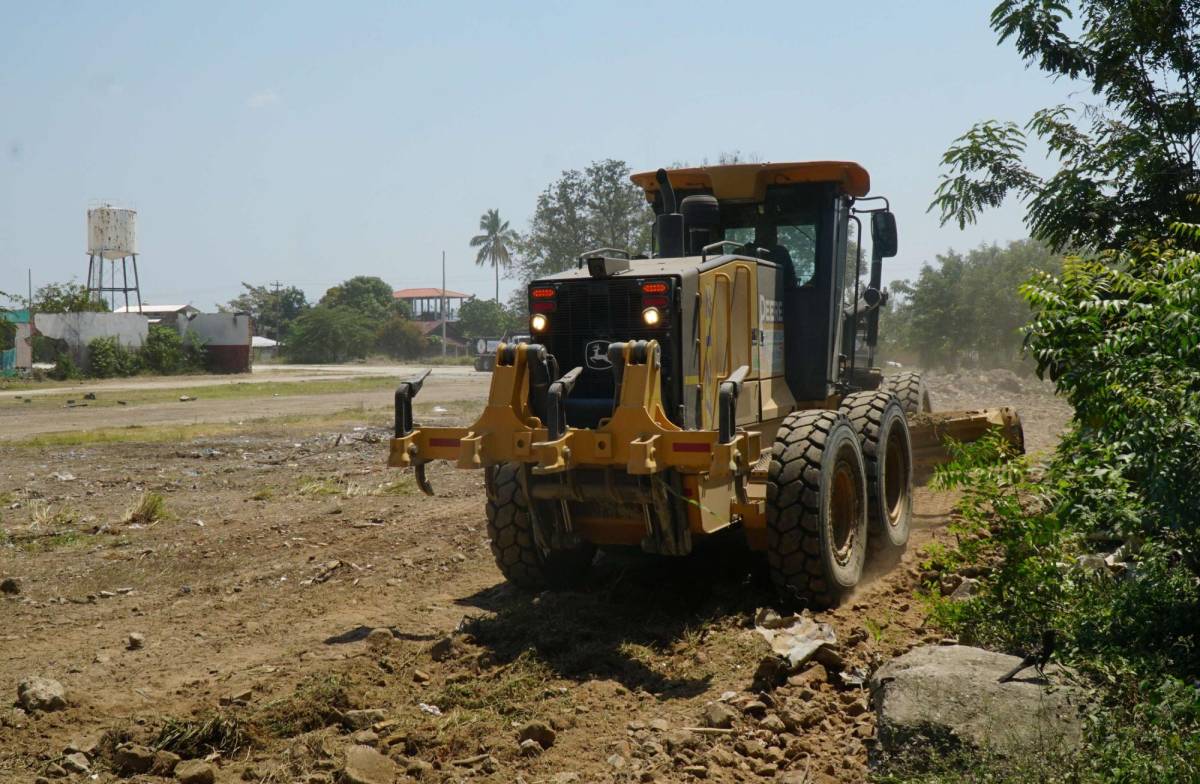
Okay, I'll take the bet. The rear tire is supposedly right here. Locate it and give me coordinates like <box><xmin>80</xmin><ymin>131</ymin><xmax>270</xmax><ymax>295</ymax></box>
<box><xmin>766</xmin><ymin>410</ymin><xmax>868</xmax><ymax>608</ymax></box>
<box><xmin>485</xmin><ymin>463</ymin><xmax>594</xmax><ymax>590</ymax></box>
<box><xmin>839</xmin><ymin>391</ymin><xmax>913</xmax><ymax>560</ymax></box>
<box><xmin>881</xmin><ymin>371</ymin><xmax>932</xmax><ymax>415</ymax></box>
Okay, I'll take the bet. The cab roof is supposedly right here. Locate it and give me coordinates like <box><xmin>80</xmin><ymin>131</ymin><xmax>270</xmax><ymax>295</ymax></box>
<box><xmin>630</xmin><ymin>161</ymin><xmax>870</xmax><ymax>202</ymax></box>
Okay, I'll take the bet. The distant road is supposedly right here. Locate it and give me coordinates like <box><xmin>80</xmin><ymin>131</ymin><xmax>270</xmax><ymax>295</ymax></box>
<box><xmin>0</xmin><ymin>363</ymin><xmax>477</xmax><ymax>400</ymax></box>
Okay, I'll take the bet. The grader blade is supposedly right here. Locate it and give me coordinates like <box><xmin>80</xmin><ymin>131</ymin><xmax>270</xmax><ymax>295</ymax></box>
<box><xmin>907</xmin><ymin>406</ymin><xmax>1025</xmax><ymax>469</ymax></box>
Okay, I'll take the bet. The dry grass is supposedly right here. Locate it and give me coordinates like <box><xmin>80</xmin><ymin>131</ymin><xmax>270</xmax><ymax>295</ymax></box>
<box><xmin>124</xmin><ymin>491</ymin><xmax>167</xmax><ymax>525</ymax></box>
<box><xmin>253</xmin><ymin>675</ymin><xmax>350</xmax><ymax>739</ymax></box>
<box><xmin>154</xmin><ymin>713</ymin><xmax>248</xmax><ymax>758</ymax></box>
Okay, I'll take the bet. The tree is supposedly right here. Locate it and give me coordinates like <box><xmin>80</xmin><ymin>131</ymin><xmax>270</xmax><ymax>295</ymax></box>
<box><xmin>319</xmin><ymin>276</ymin><xmax>396</xmax><ymax>321</ymax></box>
<box><xmin>376</xmin><ymin>315</ymin><xmax>426</xmax><ymax>359</ymax></box>
<box><xmin>31</xmin><ymin>281</ymin><xmax>108</xmax><ymax>313</ymax></box>
<box><xmin>930</xmin><ymin>1</ymin><xmax>1200</xmax><ymax>250</ymax></box>
<box><xmin>514</xmin><ymin>160</ymin><xmax>653</xmax><ymax>284</ymax></box>
<box><xmin>285</xmin><ymin>306</ymin><xmax>376</xmax><ymax>363</ymax></box>
<box><xmin>470</xmin><ymin>209</ymin><xmax>518</xmax><ymax>302</ymax></box>
<box><xmin>224</xmin><ymin>282</ymin><xmax>309</xmax><ymax>340</ymax></box>
<box><xmin>457</xmin><ymin>297</ymin><xmax>514</xmax><ymax>339</ymax></box>
<box><xmin>882</xmin><ymin>239</ymin><xmax>1060</xmax><ymax>369</ymax></box>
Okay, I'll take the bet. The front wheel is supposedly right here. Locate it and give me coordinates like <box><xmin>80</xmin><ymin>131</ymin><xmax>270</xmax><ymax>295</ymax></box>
<box><xmin>485</xmin><ymin>463</ymin><xmax>594</xmax><ymax>590</ymax></box>
<box><xmin>766</xmin><ymin>410</ymin><xmax>868</xmax><ymax>608</ymax></box>
<box><xmin>881</xmin><ymin>371</ymin><xmax>931</xmax><ymax>416</ymax></box>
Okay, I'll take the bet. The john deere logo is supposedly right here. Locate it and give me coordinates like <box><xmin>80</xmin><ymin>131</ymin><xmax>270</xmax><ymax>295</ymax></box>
<box><xmin>586</xmin><ymin>340</ymin><xmax>612</xmax><ymax>370</ymax></box>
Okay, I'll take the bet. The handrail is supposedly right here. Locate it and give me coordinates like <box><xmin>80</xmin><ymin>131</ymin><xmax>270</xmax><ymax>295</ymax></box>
<box><xmin>701</xmin><ymin>240</ymin><xmax>745</xmax><ymax>262</ymax></box>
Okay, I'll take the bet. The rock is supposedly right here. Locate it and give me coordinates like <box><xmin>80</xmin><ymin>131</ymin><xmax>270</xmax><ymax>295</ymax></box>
<box><xmin>403</xmin><ymin>758</ymin><xmax>434</xmax><ymax>778</ymax></box>
<box><xmin>113</xmin><ymin>743</ymin><xmax>157</xmax><ymax>776</ymax></box>
<box><xmin>871</xmin><ymin>645</ymin><xmax>1085</xmax><ymax>766</ymax></box>
<box><xmin>341</xmin><ymin>745</ymin><xmax>397</xmax><ymax>784</ymax></box>
<box><xmin>758</xmin><ymin>713</ymin><xmax>786</xmax><ymax>734</ymax></box>
<box><xmin>787</xmin><ymin>662</ymin><xmax>828</xmax><ymax>687</ymax></box>
<box><xmin>152</xmin><ymin>750</ymin><xmax>182</xmax><ymax>775</ymax></box>
<box><xmin>701</xmin><ymin>701</ymin><xmax>737</xmax><ymax>729</ymax></box>
<box><xmin>2</xmin><ymin>707</ymin><xmax>28</xmax><ymax>728</ymax></box>
<box><xmin>429</xmin><ymin>636</ymin><xmax>457</xmax><ymax>661</ymax></box>
<box><xmin>43</xmin><ymin>764</ymin><xmax>66</xmax><ymax>778</ymax></box>
<box><xmin>517</xmin><ymin>719</ymin><xmax>556</xmax><ymax>749</ymax></box>
<box><xmin>17</xmin><ymin>677</ymin><xmax>67</xmax><ymax>712</ymax></box>
<box><xmin>412</xmin><ymin>669</ymin><xmax>430</xmax><ymax>683</ymax></box>
<box><xmin>552</xmin><ymin>774</ymin><xmax>581</xmax><ymax>784</ymax></box>
<box><xmin>365</xmin><ymin>628</ymin><xmax>394</xmax><ymax>649</ymax></box>
<box><xmin>740</xmin><ymin>700</ymin><xmax>768</xmax><ymax>717</ymax></box>
<box><xmin>606</xmin><ymin>753</ymin><xmax>626</xmax><ymax>769</ymax></box>
<box><xmin>949</xmin><ymin>578</ymin><xmax>980</xmax><ymax>601</ymax></box>
<box><xmin>127</xmin><ymin>632</ymin><xmax>145</xmax><ymax>650</ymax></box>
<box><xmin>680</xmin><ymin>765</ymin><xmax>708</xmax><ymax>778</ymax></box>
<box><xmin>352</xmin><ymin>729</ymin><xmax>380</xmax><ymax>746</ymax></box>
<box><xmin>1075</xmin><ymin>554</ymin><xmax>1107</xmax><ymax>574</ymax></box>
<box><xmin>343</xmin><ymin>709</ymin><xmax>387</xmax><ymax>730</ymax></box>
<box><xmin>648</xmin><ymin>718</ymin><xmax>670</xmax><ymax>732</ymax></box>
<box><xmin>61</xmin><ymin>753</ymin><xmax>90</xmax><ymax>774</ymax></box>
<box><xmin>939</xmin><ymin>574</ymin><xmax>963</xmax><ymax>594</ymax></box>
<box><xmin>519</xmin><ymin>738</ymin><xmax>543</xmax><ymax>756</ymax></box>
<box><xmin>175</xmin><ymin>759</ymin><xmax>216</xmax><ymax>784</ymax></box>
<box><xmin>1</xmin><ymin>577</ymin><xmax>20</xmax><ymax>595</ymax></box>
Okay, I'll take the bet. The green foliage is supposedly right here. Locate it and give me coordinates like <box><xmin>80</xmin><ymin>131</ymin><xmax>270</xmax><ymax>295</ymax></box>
<box><xmin>930</xmin><ymin>1</ymin><xmax>1200</xmax><ymax>249</ymax></box>
<box><xmin>515</xmin><ymin>159</ymin><xmax>652</xmax><ymax>284</ymax></box>
<box><xmin>285</xmin><ymin>306</ymin><xmax>376</xmax><ymax>363</ymax></box>
<box><xmin>375</xmin><ymin>315</ymin><xmax>426</xmax><ymax>359</ymax></box>
<box><xmin>141</xmin><ymin>325</ymin><xmax>206</xmax><ymax>375</ymax></box>
<box><xmin>881</xmin><ymin>239</ymin><xmax>1060</xmax><ymax>369</ymax></box>
<box><xmin>48</xmin><ymin>352</ymin><xmax>80</xmax><ymax>380</ymax></box>
<box><xmin>87</xmin><ymin>337</ymin><xmax>140</xmax><ymax>378</ymax></box>
<box><xmin>919</xmin><ymin>227</ymin><xmax>1200</xmax><ymax>781</ymax></box>
<box><xmin>224</xmin><ymin>282</ymin><xmax>309</xmax><ymax>340</ymax></box>
<box><xmin>0</xmin><ymin>317</ymin><xmax>14</xmax><ymax>352</ymax></box>
<box><xmin>31</xmin><ymin>281</ymin><xmax>108</xmax><ymax>313</ymax></box>
<box><xmin>318</xmin><ymin>276</ymin><xmax>395</xmax><ymax>322</ymax></box>
<box><xmin>457</xmin><ymin>298</ymin><xmax>516</xmax><ymax>340</ymax></box>
<box><xmin>471</xmin><ymin>208</ymin><xmax>519</xmax><ymax>302</ymax></box>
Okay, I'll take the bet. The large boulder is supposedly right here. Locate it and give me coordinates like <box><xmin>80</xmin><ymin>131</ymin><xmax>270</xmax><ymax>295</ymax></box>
<box><xmin>341</xmin><ymin>744</ymin><xmax>397</xmax><ymax>784</ymax></box>
<box><xmin>871</xmin><ymin>645</ymin><xmax>1086</xmax><ymax>766</ymax></box>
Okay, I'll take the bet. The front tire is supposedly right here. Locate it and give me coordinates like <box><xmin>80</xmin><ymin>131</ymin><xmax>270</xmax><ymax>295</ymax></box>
<box><xmin>766</xmin><ymin>411</ymin><xmax>868</xmax><ymax>608</ymax></box>
<box><xmin>485</xmin><ymin>463</ymin><xmax>594</xmax><ymax>590</ymax></box>
<box><xmin>840</xmin><ymin>391</ymin><xmax>913</xmax><ymax>560</ymax></box>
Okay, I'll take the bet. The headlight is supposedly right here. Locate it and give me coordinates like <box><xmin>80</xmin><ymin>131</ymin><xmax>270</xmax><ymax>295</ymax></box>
<box><xmin>642</xmin><ymin>307</ymin><xmax>661</xmax><ymax>326</ymax></box>
<box><xmin>531</xmin><ymin>313</ymin><xmax>549</xmax><ymax>332</ymax></box>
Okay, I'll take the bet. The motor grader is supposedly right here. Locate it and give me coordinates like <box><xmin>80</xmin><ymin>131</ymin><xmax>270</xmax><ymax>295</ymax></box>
<box><xmin>388</xmin><ymin>161</ymin><xmax>1022</xmax><ymax>607</ymax></box>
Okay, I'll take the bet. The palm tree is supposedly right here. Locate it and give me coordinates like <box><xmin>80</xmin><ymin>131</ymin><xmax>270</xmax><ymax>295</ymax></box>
<box><xmin>470</xmin><ymin>209</ymin><xmax>518</xmax><ymax>302</ymax></box>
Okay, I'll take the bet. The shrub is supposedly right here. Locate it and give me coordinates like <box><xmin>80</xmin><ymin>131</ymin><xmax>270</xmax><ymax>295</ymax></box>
<box><xmin>375</xmin><ymin>315</ymin><xmax>426</xmax><ymax>359</ymax></box>
<box><xmin>87</xmin><ymin>336</ymin><xmax>140</xmax><ymax>378</ymax></box>
<box><xmin>142</xmin><ymin>325</ymin><xmax>205</xmax><ymax>374</ymax></box>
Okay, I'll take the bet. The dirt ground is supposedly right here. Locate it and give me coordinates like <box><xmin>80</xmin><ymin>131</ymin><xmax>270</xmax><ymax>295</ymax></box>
<box><xmin>0</xmin><ymin>368</ymin><xmax>1071</xmax><ymax>784</ymax></box>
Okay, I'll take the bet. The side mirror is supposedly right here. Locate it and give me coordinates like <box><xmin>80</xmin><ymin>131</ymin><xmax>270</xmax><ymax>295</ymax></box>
<box><xmin>871</xmin><ymin>211</ymin><xmax>898</xmax><ymax>259</ymax></box>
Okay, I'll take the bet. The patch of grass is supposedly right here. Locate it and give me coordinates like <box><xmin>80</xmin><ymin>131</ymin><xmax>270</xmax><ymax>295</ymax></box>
<box><xmin>1</xmin><ymin>375</ymin><xmax>400</xmax><ymax>411</ymax></box>
<box><xmin>250</xmin><ymin>487</ymin><xmax>276</xmax><ymax>501</ymax></box>
<box><xmin>20</xmin><ymin>530</ymin><xmax>96</xmax><ymax>553</ymax></box>
<box><xmin>376</xmin><ymin>478</ymin><xmax>415</xmax><ymax>496</ymax></box>
<box><xmin>0</xmin><ymin>491</ymin><xmax>14</xmax><ymax>506</ymax></box>
<box><xmin>4</xmin><ymin>406</ymin><xmax>392</xmax><ymax>447</ymax></box>
<box><xmin>297</xmin><ymin>479</ymin><xmax>340</xmax><ymax>497</ymax></box>
<box><xmin>431</xmin><ymin>650</ymin><xmax>555</xmax><ymax>720</ymax></box>
<box><xmin>154</xmin><ymin>713</ymin><xmax>248</xmax><ymax>757</ymax></box>
<box><xmin>253</xmin><ymin>675</ymin><xmax>350</xmax><ymax>739</ymax></box>
<box><xmin>124</xmin><ymin>491</ymin><xmax>167</xmax><ymax>525</ymax></box>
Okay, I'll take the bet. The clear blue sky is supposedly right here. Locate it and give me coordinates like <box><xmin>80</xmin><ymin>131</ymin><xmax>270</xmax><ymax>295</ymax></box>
<box><xmin>1</xmin><ymin>1</ymin><xmax>1074</xmax><ymax>308</ymax></box>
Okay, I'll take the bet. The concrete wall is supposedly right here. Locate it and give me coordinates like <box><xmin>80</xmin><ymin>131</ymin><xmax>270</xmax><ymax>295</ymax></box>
<box><xmin>34</xmin><ymin>313</ymin><xmax>149</xmax><ymax>366</ymax></box>
<box><xmin>179</xmin><ymin>313</ymin><xmax>252</xmax><ymax>373</ymax></box>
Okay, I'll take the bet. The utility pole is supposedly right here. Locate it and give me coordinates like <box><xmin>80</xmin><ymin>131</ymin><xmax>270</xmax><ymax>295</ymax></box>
<box><xmin>27</xmin><ymin>269</ymin><xmax>32</xmax><ymax>310</ymax></box>
<box><xmin>441</xmin><ymin>251</ymin><xmax>447</xmax><ymax>357</ymax></box>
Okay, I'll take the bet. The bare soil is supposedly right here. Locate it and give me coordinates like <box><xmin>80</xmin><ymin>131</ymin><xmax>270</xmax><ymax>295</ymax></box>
<box><xmin>0</xmin><ymin>369</ymin><xmax>1069</xmax><ymax>784</ymax></box>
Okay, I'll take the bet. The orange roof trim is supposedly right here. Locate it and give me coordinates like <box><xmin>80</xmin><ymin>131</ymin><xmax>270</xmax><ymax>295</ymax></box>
<box><xmin>630</xmin><ymin>161</ymin><xmax>871</xmax><ymax>202</ymax></box>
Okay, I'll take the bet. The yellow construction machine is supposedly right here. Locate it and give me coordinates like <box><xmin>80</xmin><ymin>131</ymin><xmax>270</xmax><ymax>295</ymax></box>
<box><xmin>388</xmin><ymin>162</ymin><xmax>1022</xmax><ymax>606</ymax></box>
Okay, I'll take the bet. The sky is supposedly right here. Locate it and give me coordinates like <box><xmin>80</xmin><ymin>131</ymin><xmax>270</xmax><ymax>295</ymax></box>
<box><xmin>0</xmin><ymin>1</ymin><xmax>1078</xmax><ymax>310</ymax></box>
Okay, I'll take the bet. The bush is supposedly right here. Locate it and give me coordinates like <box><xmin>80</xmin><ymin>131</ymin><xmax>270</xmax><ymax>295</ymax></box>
<box><xmin>917</xmin><ymin>229</ymin><xmax>1200</xmax><ymax>780</ymax></box>
<box><xmin>142</xmin><ymin>325</ymin><xmax>205</xmax><ymax>375</ymax></box>
<box><xmin>285</xmin><ymin>306</ymin><xmax>376</xmax><ymax>363</ymax></box>
<box><xmin>48</xmin><ymin>352</ymin><xmax>79</xmax><ymax>380</ymax></box>
<box><xmin>87</xmin><ymin>337</ymin><xmax>140</xmax><ymax>378</ymax></box>
<box><xmin>375</xmin><ymin>315</ymin><xmax>426</xmax><ymax>359</ymax></box>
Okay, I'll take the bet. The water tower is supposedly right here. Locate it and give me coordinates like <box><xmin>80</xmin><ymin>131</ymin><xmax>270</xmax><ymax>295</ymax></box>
<box><xmin>86</xmin><ymin>204</ymin><xmax>142</xmax><ymax>311</ymax></box>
